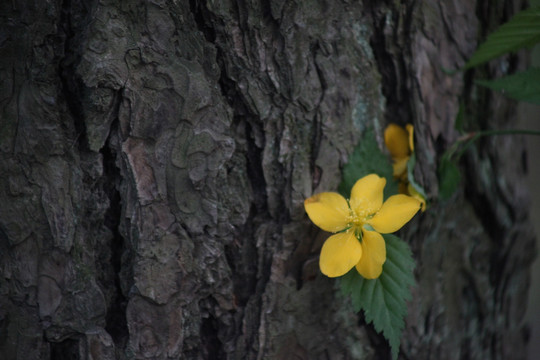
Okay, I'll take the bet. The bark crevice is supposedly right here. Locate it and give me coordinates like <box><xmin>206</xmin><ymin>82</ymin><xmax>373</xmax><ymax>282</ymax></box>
<box><xmin>368</xmin><ymin>2</ymin><xmax>415</xmax><ymax>127</ymax></box>
<box><xmin>100</xmin><ymin>125</ymin><xmax>129</xmax><ymax>351</ymax></box>
<box><xmin>58</xmin><ymin>0</ymin><xmax>94</xmax><ymax>153</ymax></box>
<box><xmin>50</xmin><ymin>337</ymin><xmax>80</xmax><ymax>360</ymax></box>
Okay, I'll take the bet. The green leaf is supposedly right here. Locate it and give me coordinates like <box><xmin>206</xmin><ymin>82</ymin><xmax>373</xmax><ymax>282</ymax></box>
<box><xmin>464</xmin><ymin>7</ymin><xmax>540</xmax><ymax>69</ymax></box>
<box><xmin>438</xmin><ymin>156</ymin><xmax>461</xmax><ymax>200</ymax></box>
<box><xmin>339</xmin><ymin>128</ymin><xmax>398</xmax><ymax>199</ymax></box>
<box><xmin>340</xmin><ymin>234</ymin><xmax>415</xmax><ymax>360</ymax></box>
<box><xmin>476</xmin><ymin>67</ymin><xmax>540</xmax><ymax>105</ymax></box>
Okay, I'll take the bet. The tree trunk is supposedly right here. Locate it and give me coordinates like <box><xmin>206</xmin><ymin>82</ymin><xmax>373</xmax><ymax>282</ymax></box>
<box><xmin>0</xmin><ymin>0</ymin><xmax>535</xmax><ymax>359</ymax></box>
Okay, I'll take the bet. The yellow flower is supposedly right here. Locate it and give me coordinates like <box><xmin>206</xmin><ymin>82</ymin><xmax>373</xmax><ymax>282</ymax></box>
<box><xmin>304</xmin><ymin>174</ymin><xmax>421</xmax><ymax>279</ymax></box>
<box><xmin>384</xmin><ymin>124</ymin><xmax>414</xmax><ymax>180</ymax></box>
<box><xmin>384</xmin><ymin>123</ymin><xmax>426</xmax><ymax>212</ymax></box>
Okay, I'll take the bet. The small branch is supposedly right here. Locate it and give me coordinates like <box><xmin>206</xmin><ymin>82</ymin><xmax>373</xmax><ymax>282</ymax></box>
<box><xmin>448</xmin><ymin>129</ymin><xmax>540</xmax><ymax>161</ymax></box>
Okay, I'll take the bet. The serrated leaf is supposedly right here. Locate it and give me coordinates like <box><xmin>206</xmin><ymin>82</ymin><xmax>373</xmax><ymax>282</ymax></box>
<box><xmin>464</xmin><ymin>7</ymin><xmax>540</xmax><ymax>69</ymax></box>
<box><xmin>340</xmin><ymin>234</ymin><xmax>415</xmax><ymax>360</ymax></box>
<box><xmin>476</xmin><ymin>67</ymin><xmax>540</xmax><ymax>105</ymax></box>
<box><xmin>339</xmin><ymin>128</ymin><xmax>398</xmax><ymax>198</ymax></box>
<box><xmin>438</xmin><ymin>156</ymin><xmax>461</xmax><ymax>200</ymax></box>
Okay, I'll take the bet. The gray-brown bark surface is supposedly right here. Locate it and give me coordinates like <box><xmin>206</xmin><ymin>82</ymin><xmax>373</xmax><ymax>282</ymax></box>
<box><xmin>0</xmin><ymin>0</ymin><xmax>535</xmax><ymax>359</ymax></box>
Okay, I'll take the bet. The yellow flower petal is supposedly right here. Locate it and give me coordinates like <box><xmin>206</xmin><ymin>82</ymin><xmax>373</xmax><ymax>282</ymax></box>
<box><xmin>392</xmin><ymin>156</ymin><xmax>409</xmax><ymax>178</ymax></box>
<box><xmin>355</xmin><ymin>230</ymin><xmax>386</xmax><ymax>279</ymax></box>
<box><xmin>350</xmin><ymin>174</ymin><xmax>386</xmax><ymax>216</ymax></box>
<box><xmin>384</xmin><ymin>124</ymin><xmax>410</xmax><ymax>159</ymax></box>
<box><xmin>367</xmin><ymin>194</ymin><xmax>421</xmax><ymax>233</ymax></box>
<box><xmin>304</xmin><ymin>192</ymin><xmax>350</xmax><ymax>233</ymax></box>
<box><xmin>320</xmin><ymin>232</ymin><xmax>363</xmax><ymax>277</ymax></box>
<box><xmin>406</xmin><ymin>124</ymin><xmax>414</xmax><ymax>152</ymax></box>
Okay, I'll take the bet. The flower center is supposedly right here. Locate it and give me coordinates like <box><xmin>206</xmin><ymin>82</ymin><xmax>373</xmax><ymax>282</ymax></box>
<box><xmin>347</xmin><ymin>208</ymin><xmax>374</xmax><ymax>236</ymax></box>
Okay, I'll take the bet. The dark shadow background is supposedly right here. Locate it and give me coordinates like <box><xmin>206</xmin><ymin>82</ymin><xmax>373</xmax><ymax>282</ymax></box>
<box><xmin>521</xmin><ymin>39</ymin><xmax>540</xmax><ymax>360</ymax></box>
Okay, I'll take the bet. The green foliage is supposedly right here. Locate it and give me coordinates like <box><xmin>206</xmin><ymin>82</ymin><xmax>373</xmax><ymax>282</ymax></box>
<box><xmin>339</xmin><ymin>128</ymin><xmax>398</xmax><ymax>198</ymax></box>
<box><xmin>340</xmin><ymin>234</ymin><xmax>415</xmax><ymax>360</ymax></box>
<box><xmin>476</xmin><ymin>67</ymin><xmax>540</xmax><ymax>105</ymax></box>
<box><xmin>464</xmin><ymin>7</ymin><xmax>540</xmax><ymax>69</ymax></box>
<box><xmin>446</xmin><ymin>8</ymin><xmax>540</xmax><ymax>202</ymax></box>
<box><xmin>438</xmin><ymin>155</ymin><xmax>461</xmax><ymax>200</ymax></box>
<box><xmin>339</xmin><ymin>127</ymin><xmax>418</xmax><ymax>358</ymax></box>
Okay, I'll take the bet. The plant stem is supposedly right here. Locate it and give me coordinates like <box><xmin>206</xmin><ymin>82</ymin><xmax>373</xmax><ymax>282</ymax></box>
<box><xmin>450</xmin><ymin>129</ymin><xmax>540</xmax><ymax>161</ymax></box>
<box><xmin>469</xmin><ymin>129</ymin><xmax>540</xmax><ymax>137</ymax></box>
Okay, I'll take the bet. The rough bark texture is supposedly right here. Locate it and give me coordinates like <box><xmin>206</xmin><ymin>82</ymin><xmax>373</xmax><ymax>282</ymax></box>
<box><xmin>0</xmin><ymin>0</ymin><xmax>535</xmax><ymax>359</ymax></box>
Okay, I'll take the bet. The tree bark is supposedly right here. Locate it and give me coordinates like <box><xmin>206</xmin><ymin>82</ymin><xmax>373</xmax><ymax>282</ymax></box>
<box><xmin>0</xmin><ymin>0</ymin><xmax>535</xmax><ymax>359</ymax></box>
